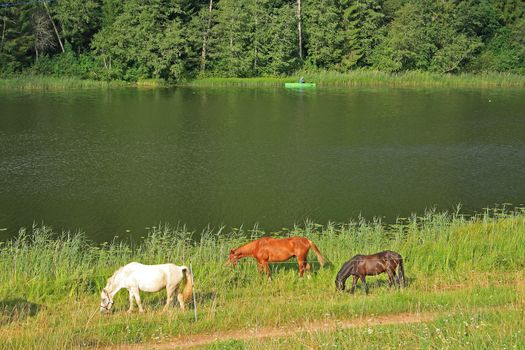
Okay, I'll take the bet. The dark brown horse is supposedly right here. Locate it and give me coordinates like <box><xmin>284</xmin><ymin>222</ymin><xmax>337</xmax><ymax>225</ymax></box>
<box><xmin>335</xmin><ymin>250</ymin><xmax>405</xmax><ymax>293</ymax></box>
<box><xmin>227</xmin><ymin>236</ymin><xmax>326</xmax><ymax>279</ymax></box>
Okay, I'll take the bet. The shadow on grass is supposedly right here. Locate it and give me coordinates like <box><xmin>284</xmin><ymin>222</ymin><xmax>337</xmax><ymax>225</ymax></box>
<box><xmin>130</xmin><ymin>290</ymin><xmax>215</xmax><ymax>311</ymax></box>
<box><xmin>269</xmin><ymin>260</ymin><xmax>327</xmax><ymax>276</ymax></box>
<box><xmin>339</xmin><ymin>275</ymin><xmax>416</xmax><ymax>294</ymax></box>
<box><xmin>196</xmin><ymin>291</ymin><xmax>218</xmax><ymax>304</ymax></box>
<box><xmin>0</xmin><ymin>299</ymin><xmax>42</xmax><ymax>325</ymax></box>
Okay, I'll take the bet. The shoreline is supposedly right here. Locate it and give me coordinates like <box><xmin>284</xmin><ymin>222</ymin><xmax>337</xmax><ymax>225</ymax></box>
<box><xmin>186</xmin><ymin>71</ymin><xmax>525</xmax><ymax>88</ymax></box>
<box><xmin>0</xmin><ymin>207</ymin><xmax>524</xmax><ymax>348</ymax></box>
<box><xmin>1</xmin><ymin>70</ymin><xmax>525</xmax><ymax>91</ymax></box>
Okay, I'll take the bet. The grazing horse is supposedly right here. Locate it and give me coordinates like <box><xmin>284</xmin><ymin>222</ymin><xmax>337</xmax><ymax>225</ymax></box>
<box><xmin>335</xmin><ymin>250</ymin><xmax>405</xmax><ymax>294</ymax></box>
<box><xmin>227</xmin><ymin>236</ymin><xmax>326</xmax><ymax>279</ymax></box>
<box><xmin>99</xmin><ymin>262</ymin><xmax>193</xmax><ymax>313</ymax></box>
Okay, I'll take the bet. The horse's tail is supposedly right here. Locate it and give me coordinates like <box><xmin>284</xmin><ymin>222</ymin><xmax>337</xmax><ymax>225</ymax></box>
<box><xmin>308</xmin><ymin>239</ymin><xmax>326</xmax><ymax>267</ymax></box>
<box><xmin>181</xmin><ymin>266</ymin><xmax>193</xmax><ymax>302</ymax></box>
<box><xmin>397</xmin><ymin>257</ymin><xmax>406</xmax><ymax>288</ymax></box>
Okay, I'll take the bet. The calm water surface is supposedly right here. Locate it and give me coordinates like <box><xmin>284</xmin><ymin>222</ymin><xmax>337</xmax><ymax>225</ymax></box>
<box><xmin>1</xmin><ymin>87</ymin><xmax>524</xmax><ymax>241</ymax></box>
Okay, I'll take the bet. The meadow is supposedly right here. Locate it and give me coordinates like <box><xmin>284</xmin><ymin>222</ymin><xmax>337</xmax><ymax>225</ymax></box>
<box><xmin>187</xmin><ymin>70</ymin><xmax>525</xmax><ymax>88</ymax></box>
<box><xmin>0</xmin><ymin>207</ymin><xmax>524</xmax><ymax>349</ymax></box>
<box><xmin>0</xmin><ymin>76</ymin><xmax>129</xmax><ymax>90</ymax></box>
<box><xmin>2</xmin><ymin>70</ymin><xmax>525</xmax><ymax>91</ymax></box>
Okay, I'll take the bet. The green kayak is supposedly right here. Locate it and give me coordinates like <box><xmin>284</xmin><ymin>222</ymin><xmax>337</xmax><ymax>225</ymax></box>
<box><xmin>285</xmin><ymin>82</ymin><xmax>316</xmax><ymax>88</ymax></box>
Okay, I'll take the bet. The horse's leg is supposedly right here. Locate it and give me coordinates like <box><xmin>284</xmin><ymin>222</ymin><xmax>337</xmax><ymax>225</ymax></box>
<box><xmin>305</xmin><ymin>262</ymin><xmax>311</xmax><ymax>279</ymax></box>
<box><xmin>386</xmin><ymin>269</ymin><xmax>395</xmax><ymax>288</ymax></box>
<box><xmin>392</xmin><ymin>269</ymin><xmax>399</xmax><ymax>288</ymax></box>
<box><xmin>263</xmin><ymin>261</ymin><xmax>271</xmax><ymax>281</ymax></box>
<box><xmin>360</xmin><ymin>276</ymin><xmax>368</xmax><ymax>294</ymax></box>
<box><xmin>164</xmin><ymin>285</ymin><xmax>177</xmax><ymax>312</ymax></box>
<box><xmin>350</xmin><ymin>276</ymin><xmax>358</xmax><ymax>294</ymax></box>
<box><xmin>297</xmin><ymin>252</ymin><xmax>311</xmax><ymax>278</ymax></box>
<box><xmin>132</xmin><ymin>287</ymin><xmax>145</xmax><ymax>313</ymax></box>
<box><xmin>297</xmin><ymin>256</ymin><xmax>305</xmax><ymax>277</ymax></box>
<box><xmin>127</xmin><ymin>289</ymin><xmax>135</xmax><ymax>313</ymax></box>
<box><xmin>177</xmin><ymin>290</ymin><xmax>185</xmax><ymax>311</ymax></box>
<box><xmin>257</xmin><ymin>262</ymin><xmax>263</xmax><ymax>277</ymax></box>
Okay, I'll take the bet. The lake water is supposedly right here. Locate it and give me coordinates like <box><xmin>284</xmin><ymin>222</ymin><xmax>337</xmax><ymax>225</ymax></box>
<box><xmin>1</xmin><ymin>86</ymin><xmax>524</xmax><ymax>241</ymax></box>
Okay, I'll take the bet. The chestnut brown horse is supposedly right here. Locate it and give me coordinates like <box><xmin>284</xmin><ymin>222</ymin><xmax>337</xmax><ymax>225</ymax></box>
<box><xmin>335</xmin><ymin>250</ymin><xmax>405</xmax><ymax>294</ymax></box>
<box><xmin>227</xmin><ymin>236</ymin><xmax>326</xmax><ymax>279</ymax></box>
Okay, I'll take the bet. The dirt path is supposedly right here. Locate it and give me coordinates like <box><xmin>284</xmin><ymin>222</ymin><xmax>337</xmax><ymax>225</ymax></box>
<box><xmin>101</xmin><ymin>277</ymin><xmax>521</xmax><ymax>350</ymax></box>
<box><xmin>113</xmin><ymin>311</ymin><xmax>436</xmax><ymax>349</ymax></box>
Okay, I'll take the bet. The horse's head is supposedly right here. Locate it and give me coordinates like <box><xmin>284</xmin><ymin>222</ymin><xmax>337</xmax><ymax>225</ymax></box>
<box><xmin>99</xmin><ymin>288</ymin><xmax>114</xmax><ymax>313</ymax></box>
<box><xmin>226</xmin><ymin>249</ymin><xmax>239</xmax><ymax>267</ymax></box>
<box><xmin>335</xmin><ymin>278</ymin><xmax>346</xmax><ymax>291</ymax></box>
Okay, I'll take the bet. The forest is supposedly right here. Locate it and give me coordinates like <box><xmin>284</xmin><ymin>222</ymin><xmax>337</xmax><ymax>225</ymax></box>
<box><xmin>0</xmin><ymin>0</ymin><xmax>524</xmax><ymax>82</ymax></box>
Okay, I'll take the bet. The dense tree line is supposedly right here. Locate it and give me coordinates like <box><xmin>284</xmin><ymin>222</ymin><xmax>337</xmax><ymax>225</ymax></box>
<box><xmin>1</xmin><ymin>0</ymin><xmax>523</xmax><ymax>81</ymax></box>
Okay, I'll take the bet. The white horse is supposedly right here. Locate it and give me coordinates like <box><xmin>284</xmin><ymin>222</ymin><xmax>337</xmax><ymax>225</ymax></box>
<box><xmin>100</xmin><ymin>262</ymin><xmax>193</xmax><ymax>313</ymax></box>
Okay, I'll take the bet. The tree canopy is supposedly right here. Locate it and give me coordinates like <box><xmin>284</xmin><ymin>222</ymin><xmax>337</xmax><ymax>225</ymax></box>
<box><xmin>1</xmin><ymin>0</ymin><xmax>523</xmax><ymax>80</ymax></box>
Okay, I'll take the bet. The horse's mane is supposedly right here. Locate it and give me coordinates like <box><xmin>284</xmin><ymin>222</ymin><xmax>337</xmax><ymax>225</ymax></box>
<box><xmin>235</xmin><ymin>237</ymin><xmax>265</xmax><ymax>254</ymax></box>
<box><xmin>106</xmin><ymin>266</ymin><xmax>125</xmax><ymax>289</ymax></box>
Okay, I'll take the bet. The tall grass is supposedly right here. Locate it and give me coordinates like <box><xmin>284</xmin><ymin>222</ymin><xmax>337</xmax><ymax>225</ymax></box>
<box><xmin>186</xmin><ymin>76</ymin><xmax>291</xmax><ymax>87</ymax></box>
<box><xmin>0</xmin><ymin>76</ymin><xmax>129</xmax><ymax>91</ymax></box>
<box><xmin>0</xmin><ymin>207</ymin><xmax>524</xmax><ymax>348</ymax></box>
<box><xmin>3</xmin><ymin>71</ymin><xmax>524</xmax><ymax>91</ymax></box>
<box><xmin>188</xmin><ymin>70</ymin><xmax>525</xmax><ymax>88</ymax></box>
<box><xmin>2</xmin><ymin>207</ymin><xmax>524</xmax><ymax>302</ymax></box>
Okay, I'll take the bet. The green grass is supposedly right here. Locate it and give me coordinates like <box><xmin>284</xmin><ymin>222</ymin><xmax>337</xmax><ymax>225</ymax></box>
<box><xmin>0</xmin><ymin>76</ymin><xmax>129</xmax><ymax>91</ymax></box>
<box><xmin>136</xmin><ymin>78</ymin><xmax>170</xmax><ymax>88</ymax></box>
<box><xmin>188</xmin><ymin>70</ymin><xmax>525</xmax><ymax>88</ymax></box>
<box><xmin>205</xmin><ymin>307</ymin><xmax>525</xmax><ymax>349</ymax></box>
<box><xmin>2</xmin><ymin>70</ymin><xmax>524</xmax><ymax>91</ymax></box>
<box><xmin>186</xmin><ymin>76</ymin><xmax>291</xmax><ymax>87</ymax></box>
<box><xmin>0</xmin><ymin>207</ymin><xmax>524</xmax><ymax>349</ymax></box>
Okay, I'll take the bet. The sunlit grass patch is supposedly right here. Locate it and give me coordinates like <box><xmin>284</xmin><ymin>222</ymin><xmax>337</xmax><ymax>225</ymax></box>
<box><xmin>0</xmin><ymin>207</ymin><xmax>524</xmax><ymax>348</ymax></box>
<box><xmin>187</xmin><ymin>70</ymin><xmax>525</xmax><ymax>88</ymax></box>
<box><xmin>0</xmin><ymin>76</ymin><xmax>129</xmax><ymax>91</ymax></box>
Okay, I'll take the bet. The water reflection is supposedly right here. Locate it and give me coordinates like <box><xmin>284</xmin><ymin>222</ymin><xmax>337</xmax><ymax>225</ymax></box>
<box><xmin>1</xmin><ymin>87</ymin><xmax>524</xmax><ymax>241</ymax></box>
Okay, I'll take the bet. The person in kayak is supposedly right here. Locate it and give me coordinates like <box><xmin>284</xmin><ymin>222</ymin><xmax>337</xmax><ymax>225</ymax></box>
<box><xmin>299</xmin><ymin>76</ymin><xmax>305</xmax><ymax>84</ymax></box>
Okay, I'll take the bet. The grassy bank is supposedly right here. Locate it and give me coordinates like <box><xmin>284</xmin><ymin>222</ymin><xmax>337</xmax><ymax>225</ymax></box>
<box><xmin>0</xmin><ymin>76</ymin><xmax>130</xmax><ymax>91</ymax></box>
<box><xmin>0</xmin><ymin>208</ymin><xmax>524</xmax><ymax>349</ymax></box>
<box><xmin>2</xmin><ymin>70</ymin><xmax>525</xmax><ymax>91</ymax></box>
<box><xmin>188</xmin><ymin>70</ymin><xmax>525</xmax><ymax>88</ymax></box>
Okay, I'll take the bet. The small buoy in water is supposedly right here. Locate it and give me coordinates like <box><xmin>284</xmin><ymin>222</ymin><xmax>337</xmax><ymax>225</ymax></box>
<box><xmin>125</xmin><ymin>229</ymin><xmax>130</xmax><ymax>233</ymax></box>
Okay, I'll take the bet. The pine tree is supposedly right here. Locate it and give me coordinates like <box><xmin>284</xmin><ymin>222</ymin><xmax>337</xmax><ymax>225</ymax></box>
<box><xmin>302</xmin><ymin>0</ymin><xmax>345</xmax><ymax>69</ymax></box>
<box><xmin>257</xmin><ymin>2</ymin><xmax>298</xmax><ymax>75</ymax></box>
<box><xmin>91</xmin><ymin>0</ymin><xmax>192</xmax><ymax>81</ymax></box>
<box><xmin>208</xmin><ymin>0</ymin><xmax>255</xmax><ymax>77</ymax></box>
<box><xmin>0</xmin><ymin>5</ymin><xmax>34</xmax><ymax>72</ymax></box>
<box><xmin>341</xmin><ymin>0</ymin><xmax>385</xmax><ymax>68</ymax></box>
